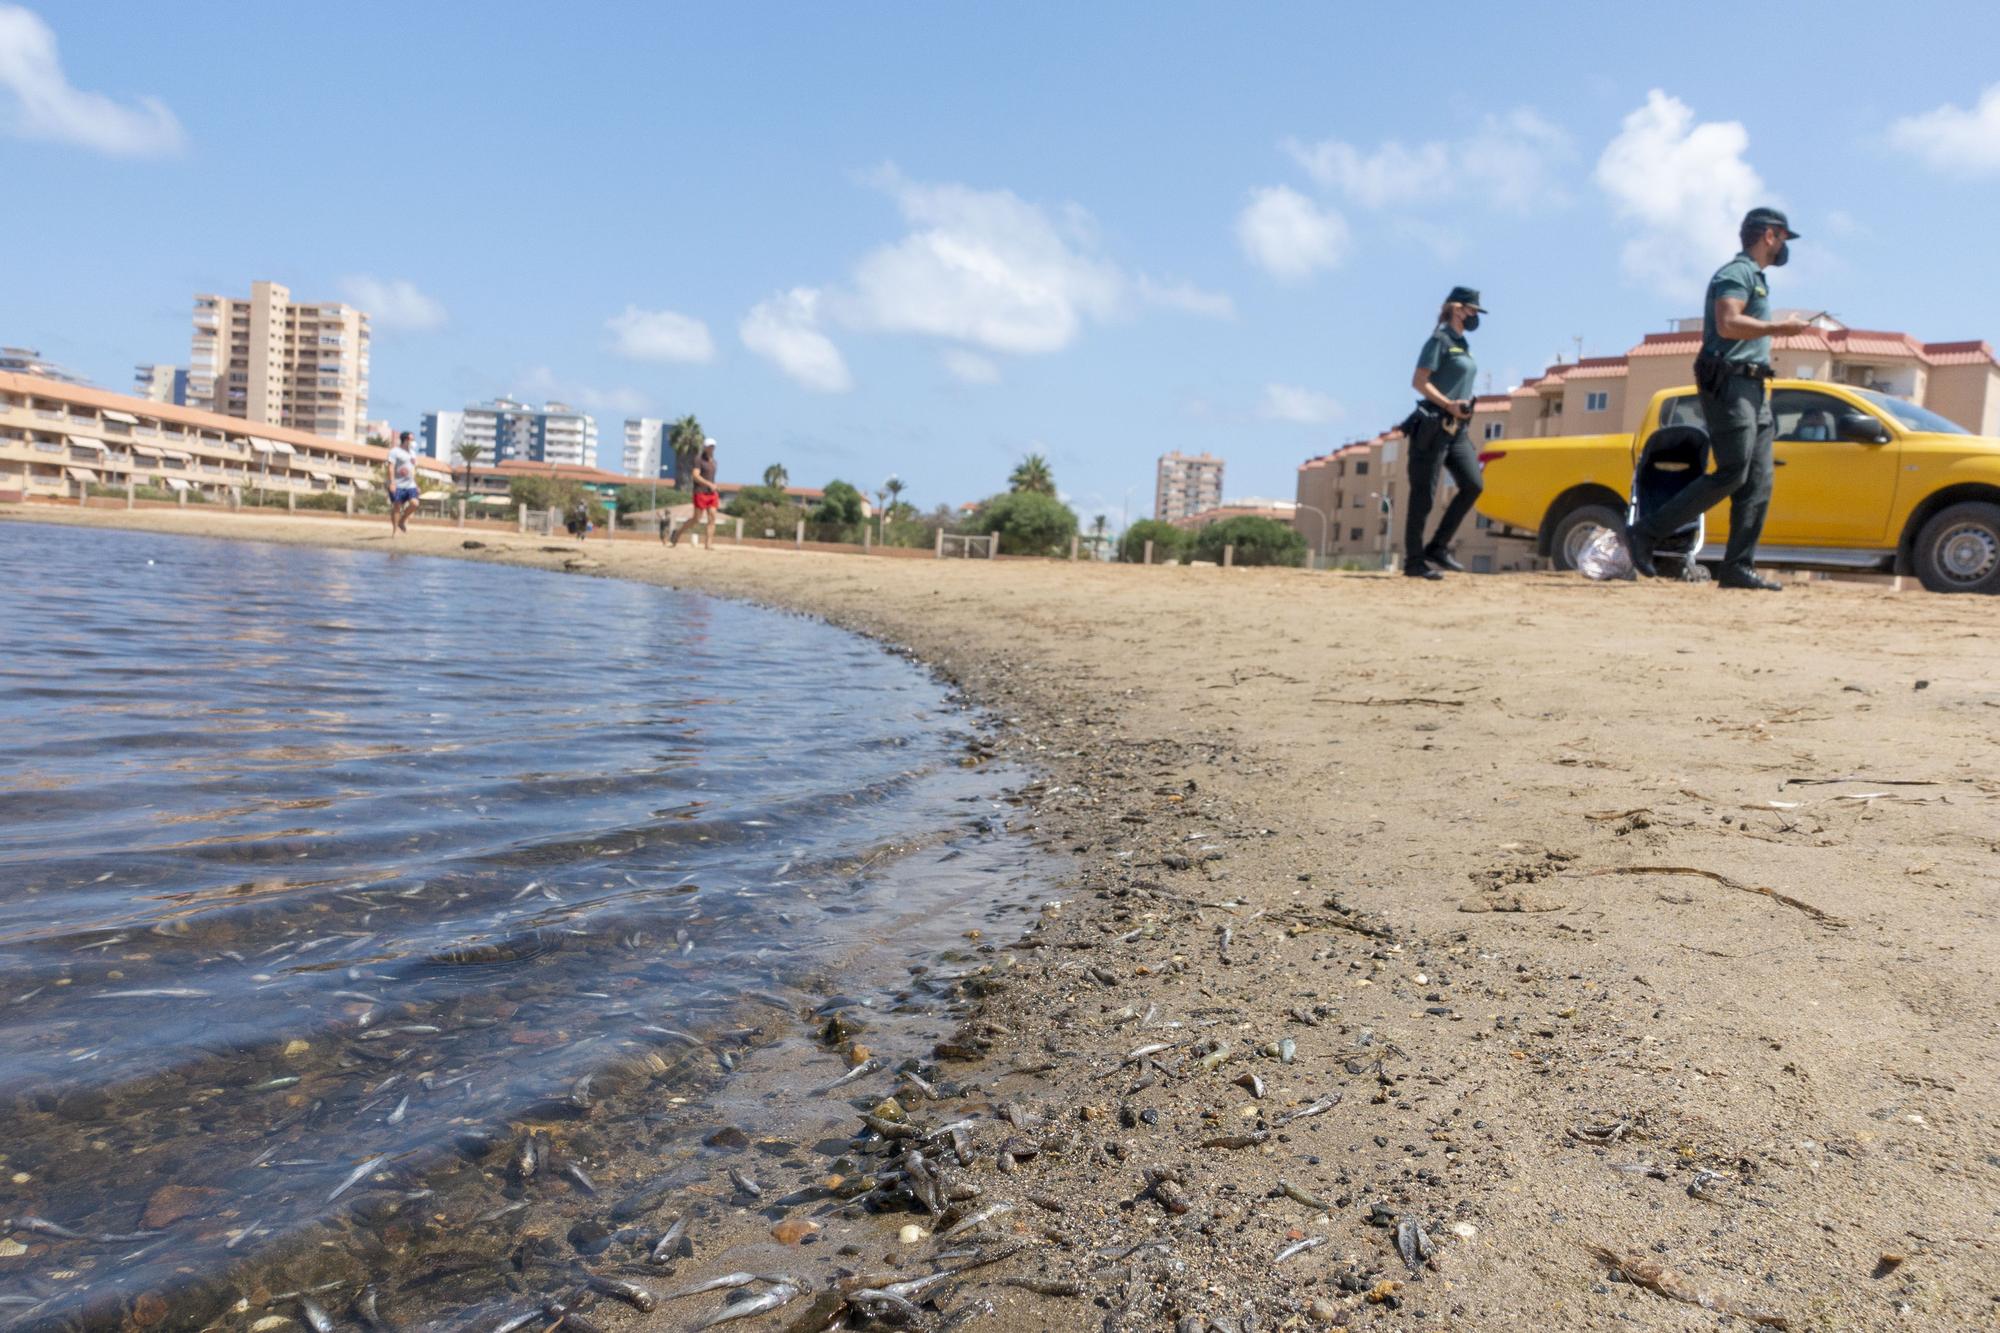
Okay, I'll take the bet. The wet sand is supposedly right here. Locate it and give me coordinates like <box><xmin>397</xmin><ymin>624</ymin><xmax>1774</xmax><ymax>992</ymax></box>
<box><xmin>8</xmin><ymin>505</ymin><xmax>1997</xmax><ymax>1332</ymax></box>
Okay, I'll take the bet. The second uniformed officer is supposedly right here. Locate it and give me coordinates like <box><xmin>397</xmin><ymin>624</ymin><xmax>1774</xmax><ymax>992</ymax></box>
<box><xmin>1628</xmin><ymin>208</ymin><xmax>1814</xmax><ymax>589</ymax></box>
<box><xmin>1403</xmin><ymin>286</ymin><xmax>1487</xmax><ymax>579</ymax></box>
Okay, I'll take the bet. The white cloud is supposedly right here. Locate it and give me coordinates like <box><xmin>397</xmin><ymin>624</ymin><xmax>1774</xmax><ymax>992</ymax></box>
<box><xmin>1595</xmin><ymin>90</ymin><xmax>1764</xmax><ymax>296</ymax></box>
<box><xmin>1285</xmin><ymin>137</ymin><xmax>1446</xmax><ymax>208</ymax></box>
<box><xmin>741</xmin><ymin>287</ymin><xmax>852</xmax><ymax>393</ymax></box>
<box><xmin>1136</xmin><ymin>275</ymin><xmax>1236</xmax><ymax>320</ymax></box>
<box><xmin>341</xmin><ymin>276</ymin><xmax>447</xmax><ymax>332</ymax></box>
<box><xmin>837</xmin><ymin>170</ymin><xmax>1124</xmax><ymax>355</ymax></box>
<box><xmin>1284</xmin><ymin>109</ymin><xmax>1572</xmax><ymax>214</ymax></box>
<box><xmin>941</xmin><ymin>348</ymin><xmax>1000</xmax><ymax>384</ymax></box>
<box><xmin>518</xmin><ymin>366</ymin><xmax>649</xmax><ymax>416</ymax></box>
<box><xmin>0</xmin><ymin>4</ymin><xmax>182</xmax><ymax>155</ymax></box>
<box><xmin>1259</xmin><ymin>383</ymin><xmax>1344</xmax><ymax>425</ymax></box>
<box><xmin>1235</xmin><ymin>186</ymin><xmax>1349</xmax><ymax>282</ymax></box>
<box><xmin>605</xmin><ymin>306</ymin><xmax>714</xmax><ymax>364</ymax></box>
<box><xmin>1887</xmin><ymin>85</ymin><xmax>2000</xmax><ymax>175</ymax></box>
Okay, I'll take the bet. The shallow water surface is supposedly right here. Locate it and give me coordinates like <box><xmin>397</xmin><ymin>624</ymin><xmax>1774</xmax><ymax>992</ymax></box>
<box><xmin>0</xmin><ymin>522</ymin><xmax>1043</xmax><ymax>1324</ymax></box>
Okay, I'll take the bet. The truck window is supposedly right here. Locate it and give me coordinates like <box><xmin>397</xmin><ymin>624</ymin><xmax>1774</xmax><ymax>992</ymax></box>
<box><xmin>1771</xmin><ymin>389</ymin><xmax>1853</xmax><ymax>442</ymax></box>
<box><xmin>1659</xmin><ymin>395</ymin><xmax>1702</xmax><ymax>429</ymax></box>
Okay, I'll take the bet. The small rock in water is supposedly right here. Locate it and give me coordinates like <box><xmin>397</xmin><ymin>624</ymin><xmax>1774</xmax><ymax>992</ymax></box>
<box><xmin>771</xmin><ymin>1219</ymin><xmax>820</xmax><ymax>1244</ymax></box>
<box><xmin>898</xmin><ymin>1224</ymin><xmax>927</xmax><ymax>1244</ymax></box>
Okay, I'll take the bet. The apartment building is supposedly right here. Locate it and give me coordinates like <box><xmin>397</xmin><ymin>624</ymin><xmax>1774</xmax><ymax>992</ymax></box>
<box><xmin>188</xmin><ymin>281</ymin><xmax>370</xmax><ymax>441</ymax></box>
<box><xmin>1295</xmin><ymin>394</ymin><xmax>1533</xmax><ymax>574</ymax></box>
<box><xmin>1154</xmin><ymin>450</ymin><xmax>1224</xmax><ymax>522</ymax></box>
<box><xmin>622</xmin><ymin>418</ymin><xmax>665</xmax><ymax>478</ymax></box>
<box><xmin>419</xmin><ymin>409</ymin><xmax>465</xmax><ymax>460</ymax></box>
<box><xmin>134</xmin><ymin>364</ymin><xmax>191</xmax><ymax>405</ymax></box>
<box><xmin>0</xmin><ymin>370</ymin><xmax>444</xmax><ymax>504</ymax></box>
<box><xmin>1</xmin><ymin>347</ymin><xmax>89</xmax><ymax>384</ymax></box>
<box><xmin>419</xmin><ymin>398</ymin><xmax>598</xmax><ymax>467</ymax></box>
<box><xmin>1496</xmin><ymin>316</ymin><xmax>2000</xmax><ymax>442</ymax></box>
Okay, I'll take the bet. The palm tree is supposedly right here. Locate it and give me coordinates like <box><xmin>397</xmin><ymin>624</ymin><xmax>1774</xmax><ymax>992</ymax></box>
<box><xmin>1091</xmin><ymin>513</ymin><xmax>1108</xmax><ymax>551</ymax></box>
<box><xmin>455</xmin><ymin>441</ymin><xmax>483</xmax><ymax>499</ymax></box>
<box><xmin>1009</xmin><ymin>453</ymin><xmax>1054</xmax><ymax>495</ymax></box>
<box><xmin>884</xmin><ymin>475</ymin><xmax>905</xmax><ymax>517</ymax></box>
<box><xmin>667</xmin><ymin>415</ymin><xmax>704</xmax><ymax>489</ymax></box>
<box><xmin>763</xmin><ymin>463</ymin><xmax>789</xmax><ymax>489</ymax></box>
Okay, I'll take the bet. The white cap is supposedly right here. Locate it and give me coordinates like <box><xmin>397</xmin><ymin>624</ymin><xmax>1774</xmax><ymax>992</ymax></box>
<box><xmin>704</xmin><ymin>437</ymin><xmax>717</xmax><ymax>447</ymax></box>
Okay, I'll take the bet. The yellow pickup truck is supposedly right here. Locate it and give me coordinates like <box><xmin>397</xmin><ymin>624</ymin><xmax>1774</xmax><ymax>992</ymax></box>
<box><xmin>1475</xmin><ymin>380</ymin><xmax>2000</xmax><ymax>593</ymax></box>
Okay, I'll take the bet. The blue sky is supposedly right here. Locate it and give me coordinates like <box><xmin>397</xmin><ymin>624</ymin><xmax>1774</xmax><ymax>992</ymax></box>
<box><xmin>6</xmin><ymin>3</ymin><xmax>2000</xmax><ymax>524</ymax></box>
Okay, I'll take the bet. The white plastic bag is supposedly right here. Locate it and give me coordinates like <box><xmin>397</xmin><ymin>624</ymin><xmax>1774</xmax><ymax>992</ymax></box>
<box><xmin>1576</xmin><ymin>525</ymin><xmax>1634</xmax><ymax>582</ymax></box>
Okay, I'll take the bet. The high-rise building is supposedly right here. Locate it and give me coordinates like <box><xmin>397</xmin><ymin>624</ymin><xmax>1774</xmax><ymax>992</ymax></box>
<box><xmin>188</xmin><ymin>280</ymin><xmax>371</xmax><ymax>441</ymax></box>
<box><xmin>1154</xmin><ymin>451</ymin><xmax>1224</xmax><ymax>523</ymax></box>
<box><xmin>419</xmin><ymin>410</ymin><xmax>465</xmax><ymax>460</ymax></box>
<box><xmin>1</xmin><ymin>347</ymin><xmax>89</xmax><ymax>385</ymax></box>
<box><xmin>420</xmin><ymin>398</ymin><xmax>597</xmax><ymax>468</ymax></box>
<box><xmin>621</xmin><ymin>418</ymin><xmax>664</xmax><ymax>478</ymax></box>
<box><xmin>134</xmin><ymin>364</ymin><xmax>192</xmax><ymax>405</ymax></box>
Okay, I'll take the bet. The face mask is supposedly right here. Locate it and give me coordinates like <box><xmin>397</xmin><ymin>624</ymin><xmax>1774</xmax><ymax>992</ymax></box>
<box><xmin>1770</xmin><ymin>241</ymin><xmax>1789</xmax><ymax>267</ymax></box>
<box><xmin>1463</xmin><ymin>313</ymin><xmax>1481</xmax><ymax>332</ymax></box>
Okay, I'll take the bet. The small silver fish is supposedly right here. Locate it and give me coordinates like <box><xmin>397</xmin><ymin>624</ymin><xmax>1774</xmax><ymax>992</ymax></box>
<box><xmin>1274</xmin><ymin>1235</ymin><xmax>1326</xmax><ymax>1264</ymax></box>
<box><xmin>93</xmin><ymin>988</ymin><xmax>211</xmax><ymax>999</ymax></box>
<box><xmin>666</xmin><ymin>1272</ymin><xmax>759</xmax><ymax>1299</ymax></box>
<box><xmin>727</xmin><ymin>1167</ymin><xmax>761</xmax><ymax>1199</ymax></box>
<box><xmin>328</xmin><ymin>1153</ymin><xmax>389</xmax><ymax>1202</ymax></box>
<box><xmin>648</xmin><ymin>1214</ymin><xmax>689</xmax><ymax>1263</ymax></box>
<box><xmin>938</xmin><ymin>1201</ymin><xmax>1013</xmax><ymax>1239</ymax></box>
<box><xmin>584</xmin><ymin>1274</ymin><xmax>656</xmax><ymax>1311</ymax></box>
<box><xmin>692</xmin><ymin>1282</ymin><xmax>801</xmax><ymax>1329</ymax></box>
<box><xmin>298</xmin><ymin>1297</ymin><xmax>336</xmax><ymax>1333</ymax></box>
<box><xmin>385</xmin><ymin>1095</ymin><xmax>409</xmax><ymax>1125</ymax></box>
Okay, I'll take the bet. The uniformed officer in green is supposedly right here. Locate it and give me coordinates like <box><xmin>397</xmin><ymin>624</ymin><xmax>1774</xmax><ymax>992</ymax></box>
<box><xmin>1628</xmin><ymin>208</ymin><xmax>1814</xmax><ymax>589</ymax></box>
<box><xmin>1403</xmin><ymin>286</ymin><xmax>1486</xmax><ymax>579</ymax></box>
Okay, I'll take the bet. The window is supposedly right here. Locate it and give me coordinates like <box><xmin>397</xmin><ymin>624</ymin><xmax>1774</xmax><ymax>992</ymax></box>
<box><xmin>1659</xmin><ymin>395</ymin><xmax>1703</xmax><ymax>429</ymax></box>
<box><xmin>1472</xmin><ymin>555</ymin><xmax>1493</xmax><ymax>573</ymax></box>
<box><xmin>1585</xmin><ymin>391</ymin><xmax>1609</xmax><ymax>413</ymax></box>
<box><xmin>1770</xmin><ymin>388</ymin><xmax>1859</xmax><ymax>442</ymax></box>
<box><xmin>1475</xmin><ymin>515</ymin><xmax>1492</xmax><ymax>530</ymax></box>
<box><xmin>1482</xmin><ymin>421</ymin><xmax>1505</xmax><ymax>441</ymax></box>
<box><xmin>1349</xmin><ymin>527</ymin><xmax>1363</xmax><ymax>541</ymax></box>
<box><xmin>1354</xmin><ymin>461</ymin><xmax>1369</xmax><ymax>475</ymax></box>
<box><xmin>1856</xmin><ymin>389</ymin><xmax>1966</xmax><ymax>436</ymax></box>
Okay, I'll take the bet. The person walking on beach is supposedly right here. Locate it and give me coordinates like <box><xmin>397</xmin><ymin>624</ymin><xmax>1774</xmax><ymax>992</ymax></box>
<box><xmin>671</xmin><ymin>438</ymin><xmax>720</xmax><ymax>550</ymax></box>
<box><xmin>1402</xmin><ymin>287</ymin><xmax>1487</xmax><ymax>579</ymax></box>
<box><xmin>386</xmin><ymin>431</ymin><xmax>420</xmax><ymax>535</ymax></box>
<box><xmin>1627</xmin><ymin>208</ymin><xmax>1813</xmax><ymax>591</ymax></box>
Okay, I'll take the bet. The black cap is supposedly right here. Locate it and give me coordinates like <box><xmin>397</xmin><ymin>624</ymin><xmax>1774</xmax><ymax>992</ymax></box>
<box><xmin>398</xmin><ymin>430</ymin><xmax>413</xmax><ymax>442</ymax></box>
<box><xmin>1742</xmin><ymin>207</ymin><xmax>1800</xmax><ymax>239</ymax></box>
<box><xmin>1446</xmin><ymin>285</ymin><xmax>1487</xmax><ymax>312</ymax></box>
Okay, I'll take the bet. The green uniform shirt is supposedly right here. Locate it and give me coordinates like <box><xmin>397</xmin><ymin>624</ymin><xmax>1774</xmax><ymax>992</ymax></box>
<box><xmin>1701</xmin><ymin>252</ymin><xmax>1771</xmax><ymax>366</ymax></box>
<box><xmin>1416</xmin><ymin>325</ymin><xmax>1476</xmax><ymax>403</ymax></box>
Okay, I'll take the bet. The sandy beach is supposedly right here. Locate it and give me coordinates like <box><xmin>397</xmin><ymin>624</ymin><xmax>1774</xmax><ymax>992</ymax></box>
<box><xmin>8</xmin><ymin>504</ymin><xmax>1996</xmax><ymax>1332</ymax></box>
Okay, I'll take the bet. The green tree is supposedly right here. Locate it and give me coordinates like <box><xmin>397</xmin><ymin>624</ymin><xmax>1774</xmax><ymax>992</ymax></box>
<box><xmin>971</xmin><ymin>490</ymin><xmax>1078</xmax><ymax>556</ymax></box>
<box><xmin>724</xmin><ymin>483</ymin><xmax>791</xmax><ymax>516</ymax></box>
<box><xmin>762</xmin><ymin>462</ymin><xmax>788</xmax><ymax>488</ymax></box>
<box><xmin>813</xmin><ymin>479</ymin><xmax>866</xmax><ymax>529</ymax></box>
<box><xmin>1118</xmin><ymin>519</ymin><xmax>1191</xmax><ymax>564</ymax></box>
<box><xmin>507</xmin><ymin>475</ymin><xmax>606</xmax><ymax>524</ymax></box>
<box><xmin>1090</xmin><ymin>513</ymin><xmax>1108</xmax><ymax>555</ymax></box>
<box><xmin>454</xmin><ymin>440</ymin><xmax>483</xmax><ymax>497</ymax></box>
<box><xmin>615</xmin><ymin>483</ymin><xmax>686</xmax><ymax>517</ymax></box>
<box><xmin>1008</xmin><ymin>452</ymin><xmax>1055</xmax><ymax>495</ymax></box>
<box><xmin>1192</xmin><ymin>515</ymin><xmax>1308</xmax><ymax>567</ymax></box>
<box><xmin>667</xmin><ymin>414</ymin><xmax>704</xmax><ymax>489</ymax></box>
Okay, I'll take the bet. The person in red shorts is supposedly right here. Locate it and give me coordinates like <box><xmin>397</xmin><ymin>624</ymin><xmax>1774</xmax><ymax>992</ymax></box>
<box><xmin>672</xmin><ymin>437</ymin><xmax>720</xmax><ymax>550</ymax></box>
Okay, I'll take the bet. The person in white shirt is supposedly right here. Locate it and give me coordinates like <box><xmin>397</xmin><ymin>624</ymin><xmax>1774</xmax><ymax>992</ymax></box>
<box><xmin>386</xmin><ymin>432</ymin><xmax>420</xmax><ymax>535</ymax></box>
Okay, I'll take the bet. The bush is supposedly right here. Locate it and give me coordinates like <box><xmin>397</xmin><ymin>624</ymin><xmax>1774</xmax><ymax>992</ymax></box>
<box><xmin>812</xmin><ymin>479</ymin><xmax>866</xmax><ymax>532</ymax></box>
<box><xmin>1191</xmin><ymin>515</ymin><xmax>1307</xmax><ymax>567</ymax></box>
<box><xmin>723</xmin><ymin>483</ymin><xmax>792</xmax><ymax>517</ymax></box>
<box><xmin>508</xmin><ymin>476</ymin><xmax>606</xmax><ymax>524</ymax></box>
<box><xmin>969</xmin><ymin>490</ymin><xmax>1078</xmax><ymax>556</ymax></box>
<box><xmin>1118</xmin><ymin>519</ymin><xmax>1191</xmax><ymax>564</ymax></box>
<box><xmin>615</xmin><ymin>483</ymin><xmax>687</xmax><ymax>517</ymax></box>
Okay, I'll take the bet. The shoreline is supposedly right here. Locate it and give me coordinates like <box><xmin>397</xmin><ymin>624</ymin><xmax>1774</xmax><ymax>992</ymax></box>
<box><xmin>7</xmin><ymin>505</ymin><xmax>1997</xmax><ymax>1331</ymax></box>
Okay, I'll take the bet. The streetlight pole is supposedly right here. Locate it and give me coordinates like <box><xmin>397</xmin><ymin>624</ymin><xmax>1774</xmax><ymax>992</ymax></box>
<box><xmin>1294</xmin><ymin>502</ymin><xmax>1330</xmax><ymax>566</ymax></box>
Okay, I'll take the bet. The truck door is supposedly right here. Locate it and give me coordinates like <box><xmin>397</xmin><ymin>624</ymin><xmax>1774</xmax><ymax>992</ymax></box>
<box><xmin>1763</xmin><ymin>389</ymin><xmax>1899</xmax><ymax>546</ymax></box>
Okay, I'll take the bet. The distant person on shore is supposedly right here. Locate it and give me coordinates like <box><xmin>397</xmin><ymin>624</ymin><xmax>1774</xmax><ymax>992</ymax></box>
<box><xmin>387</xmin><ymin>432</ymin><xmax>420</xmax><ymax>535</ymax></box>
<box><xmin>566</xmin><ymin>496</ymin><xmax>590</xmax><ymax>541</ymax></box>
<box><xmin>671</xmin><ymin>438</ymin><xmax>720</xmax><ymax>550</ymax></box>
<box><xmin>1401</xmin><ymin>286</ymin><xmax>1487</xmax><ymax>580</ymax></box>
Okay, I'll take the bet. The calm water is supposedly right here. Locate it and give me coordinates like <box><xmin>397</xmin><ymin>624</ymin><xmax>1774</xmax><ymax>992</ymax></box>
<box><xmin>0</xmin><ymin>523</ymin><xmax>1040</xmax><ymax>1325</ymax></box>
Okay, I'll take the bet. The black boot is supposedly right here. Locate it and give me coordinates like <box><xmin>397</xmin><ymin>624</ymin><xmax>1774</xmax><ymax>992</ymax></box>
<box><xmin>1424</xmin><ymin>546</ymin><xmax>1466</xmax><ymax>573</ymax></box>
<box><xmin>1624</xmin><ymin>523</ymin><xmax>1658</xmax><ymax>578</ymax></box>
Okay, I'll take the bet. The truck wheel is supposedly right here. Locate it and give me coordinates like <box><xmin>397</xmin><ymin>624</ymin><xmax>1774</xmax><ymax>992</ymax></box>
<box><xmin>1549</xmin><ymin>504</ymin><xmax>1623</xmax><ymax>572</ymax></box>
<box><xmin>1913</xmin><ymin>501</ymin><xmax>2000</xmax><ymax>593</ymax></box>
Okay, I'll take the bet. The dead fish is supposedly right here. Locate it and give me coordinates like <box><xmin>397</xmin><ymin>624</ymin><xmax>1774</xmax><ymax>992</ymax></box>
<box><xmin>93</xmin><ymin>988</ymin><xmax>211</xmax><ymax>999</ymax></box>
<box><xmin>1</xmin><ymin>1216</ymin><xmax>159</xmax><ymax>1243</ymax></box>
<box><xmin>560</xmin><ymin>1160</ymin><xmax>598</xmax><ymax>1196</ymax></box>
<box><xmin>648</xmin><ymin>1215</ymin><xmax>691</xmax><ymax>1263</ymax></box>
<box><xmin>488</xmin><ymin>1310</ymin><xmax>541</xmax><ymax>1333</ymax></box>
<box><xmin>1278</xmin><ymin>1093</ymin><xmax>1341</xmax><ymax>1124</ymax></box>
<box><xmin>1275</xmin><ymin>1235</ymin><xmax>1326</xmax><ymax>1265</ymax></box>
<box><xmin>1198</xmin><ymin>1131</ymin><xmax>1268</xmax><ymax>1150</ymax></box>
<box><xmin>249</xmin><ymin>1076</ymin><xmax>301</xmax><ymax>1093</ymax></box>
<box><xmin>1234</xmin><ymin>1072</ymin><xmax>1265</xmax><ymax>1099</ymax></box>
<box><xmin>353</xmin><ymin>1285</ymin><xmax>392</xmax><ymax>1332</ymax></box>
<box><xmin>939</xmin><ymin>1201</ymin><xmax>1013</xmax><ymax>1239</ymax></box>
<box><xmin>1276</xmin><ymin>1179</ymin><xmax>1331</xmax><ymax>1212</ymax></box>
<box><xmin>328</xmin><ymin>1153</ymin><xmax>389</xmax><ymax>1202</ymax></box>
<box><xmin>583</xmin><ymin>1274</ymin><xmax>657</xmax><ymax>1312</ymax></box>
<box><xmin>1001</xmin><ymin>1277</ymin><xmax>1082</xmax><ymax>1296</ymax></box>
<box><xmin>513</xmin><ymin>1134</ymin><xmax>544</xmax><ymax>1183</ymax></box>
<box><xmin>900</xmin><ymin>1068</ymin><xmax>941</xmax><ymax>1100</ymax></box>
<box><xmin>1394</xmin><ymin>1216</ymin><xmax>1435</xmax><ymax>1273</ymax></box>
<box><xmin>297</xmin><ymin>1298</ymin><xmax>336</xmax><ymax>1333</ymax></box>
<box><xmin>1584</xmin><ymin>1245</ymin><xmax>1789</xmax><ymax>1328</ymax></box>
<box><xmin>728</xmin><ymin>1167</ymin><xmax>762</xmax><ymax>1199</ymax></box>
<box><xmin>693</xmin><ymin>1281</ymin><xmax>801</xmax><ymax>1329</ymax></box>
<box><xmin>385</xmin><ymin>1095</ymin><xmax>409</xmax><ymax>1125</ymax></box>
<box><xmin>822</xmin><ymin>1058</ymin><xmax>883</xmax><ymax>1091</ymax></box>
<box><xmin>667</xmin><ymin>1272</ymin><xmax>760</xmax><ymax>1299</ymax></box>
